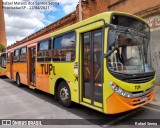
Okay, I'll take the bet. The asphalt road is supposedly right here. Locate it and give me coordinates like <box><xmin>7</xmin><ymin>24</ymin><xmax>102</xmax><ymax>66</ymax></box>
<box><xmin>0</xmin><ymin>77</ymin><xmax>160</xmax><ymax>128</ymax></box>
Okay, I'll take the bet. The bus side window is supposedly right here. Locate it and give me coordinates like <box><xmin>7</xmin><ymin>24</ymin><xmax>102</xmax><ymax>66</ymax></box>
<box><xmin>37</xmin><ymin>39</ymin><xmax>51</xmax><ymax>62</ymax></box>
<box><xmin>7</xmin><ymin>52</ymin><xmax>10</xmax><ymax>63</ymax></box>
<box><xmin>13</xmin><ymin>49</ymin><xmax>20</xmax><ymax>63</ymax></box>
<box><xmin>20</xmin><ymin>47</ymin><xmax>27</xmax><ymax>62</ymax></box>
<box><xmin>52</xmin><ymin>32</ymin><xmax>76</xmax><ymax>62</ymax></box>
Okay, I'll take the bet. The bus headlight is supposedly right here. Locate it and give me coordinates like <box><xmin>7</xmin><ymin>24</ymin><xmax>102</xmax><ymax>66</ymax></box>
<box><xmin>109</xmin><ymin>82</ymin><xmax>133</xmax><ymax>98</ymax></box>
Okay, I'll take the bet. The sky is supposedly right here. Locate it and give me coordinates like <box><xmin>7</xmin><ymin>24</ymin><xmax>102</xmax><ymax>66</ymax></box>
<box><xmin>3</xmin><ymin>0</ymin><xmax>79</xmax><ymax>46</ymax></box>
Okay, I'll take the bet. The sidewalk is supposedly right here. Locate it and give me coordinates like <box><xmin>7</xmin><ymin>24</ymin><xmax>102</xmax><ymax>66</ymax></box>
<box><xmin>150</xmin><ymin>84</ymin><xmax>160</xmax><ymax>106</ymax></box>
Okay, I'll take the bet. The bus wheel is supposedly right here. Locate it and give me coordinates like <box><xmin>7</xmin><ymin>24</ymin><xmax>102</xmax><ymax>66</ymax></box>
<box><xmin>16</xmin><ymin>74</ymin><xmax>21</xmax><ymax>87</ymax></box>
<box><xmin>58</xmin><ymin>81</ymin><xmax>71</xmax><ymax>107</ymax></box>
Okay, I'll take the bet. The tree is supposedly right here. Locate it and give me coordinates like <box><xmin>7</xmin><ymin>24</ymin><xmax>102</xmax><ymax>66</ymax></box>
<box><xmin>0</xmin><ymin>44</ymin><xmax>5</xmax><ymax>52</ymax></box>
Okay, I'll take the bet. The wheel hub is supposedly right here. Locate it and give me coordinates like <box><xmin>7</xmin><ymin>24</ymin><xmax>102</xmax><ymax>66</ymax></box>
<box><xmin>60</xmin><ymin>87</ymin><xmax>69</xmax><ymax>101</ymax></box>
<box><xmin>17</xmin><ymin>76</ymin><xmax>19</xmax><ymax>85</ymax></box>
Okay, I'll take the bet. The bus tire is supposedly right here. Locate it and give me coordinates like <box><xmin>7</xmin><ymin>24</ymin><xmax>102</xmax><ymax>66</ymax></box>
<box><xmin>16</xmin><ymin>73</ymin><xmax>21</xmax><ymax>87</ymax></box>
<box><xmin>58</xmin><ymin>81</ymin><xmax>71</xmax><ymax>107</ymax></box>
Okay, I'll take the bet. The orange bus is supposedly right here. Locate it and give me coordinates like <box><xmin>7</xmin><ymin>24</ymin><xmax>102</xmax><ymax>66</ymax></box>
<box><xmin>0</xmin><ymin>52</ymin><xmax>6</xmax><ymax>76</ymax></box>
<box><xmin>6</xmin><ymin>12</ymin><xmax>155</xmax><ymax>114</ymax></box>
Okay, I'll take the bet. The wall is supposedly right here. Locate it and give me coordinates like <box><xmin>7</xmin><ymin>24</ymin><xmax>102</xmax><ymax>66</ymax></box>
<box><xmin>108</xmin><ymin>0</ymin><xmax>160</xmax><ymax>14</ymax></box>
<box><xmin>146</xmin><ymin>15</ymin><xmax>160</xmax><ymax>84</ymax></box>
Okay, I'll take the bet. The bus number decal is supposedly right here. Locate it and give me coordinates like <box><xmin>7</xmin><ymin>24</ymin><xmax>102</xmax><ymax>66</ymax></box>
<box><xmin>40</xmin><ymin>64</ymin><xmax>56</xmax><ymax>75</ymax></box>
<box><xmin>135</xmin><ymin>85</ymin><xmax>141</xmax><ymax>90</ymax></box>
<box><xmin>75</xmin><ymin>75</ymin><xmax>78</xmax><ymax>81</ymax></box>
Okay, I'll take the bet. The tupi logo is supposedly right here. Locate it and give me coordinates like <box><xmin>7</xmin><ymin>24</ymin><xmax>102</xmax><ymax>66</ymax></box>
<box><xmin>40</xmin><ymin>64</ymin><xmax>56</xmax><ymax>75</ymax></box>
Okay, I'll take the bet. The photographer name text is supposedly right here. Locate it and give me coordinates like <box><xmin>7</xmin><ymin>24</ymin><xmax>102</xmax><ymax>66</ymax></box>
<box><xmin>2</xmin><ymin>1</ymin><xmax>59</xmax><ymax>10</ymax></box>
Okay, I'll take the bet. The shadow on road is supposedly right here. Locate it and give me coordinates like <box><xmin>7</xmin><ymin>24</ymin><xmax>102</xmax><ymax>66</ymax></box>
<box><xmin>1</xmin><ymin>78</ymin><xmax>146</xmax><ymax>126</ymax></box>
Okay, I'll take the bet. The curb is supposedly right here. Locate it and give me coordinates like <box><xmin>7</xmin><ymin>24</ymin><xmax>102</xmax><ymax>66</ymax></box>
<box><xmin>146</xmin><ymin>101</ymin><xmax>160</xmax><ymax>110</ymax></box>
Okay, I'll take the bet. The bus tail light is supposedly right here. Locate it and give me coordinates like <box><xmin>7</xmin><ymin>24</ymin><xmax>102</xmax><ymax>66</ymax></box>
<box><xmin>109</xmin><ymin>82</ymin><xmax>133</xmax><ymax>98</ymax></box>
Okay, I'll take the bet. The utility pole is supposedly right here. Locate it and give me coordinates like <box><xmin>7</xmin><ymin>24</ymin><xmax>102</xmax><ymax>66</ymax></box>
<box><xmin>0</xmin><ymin>0</ymin><xmax>7</xmax><ymax>47</ymax></box>
<box><xmin>79</xmin><ymin>0</ymin><xmax>82</xmax><ymax>21</ymax></box>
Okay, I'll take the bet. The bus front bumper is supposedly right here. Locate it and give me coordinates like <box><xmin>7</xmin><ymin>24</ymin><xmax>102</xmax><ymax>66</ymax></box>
<box><xmin>106</xmin><ymin>88</ymin><xmax>155</xmax><ymax>114</ymax></box>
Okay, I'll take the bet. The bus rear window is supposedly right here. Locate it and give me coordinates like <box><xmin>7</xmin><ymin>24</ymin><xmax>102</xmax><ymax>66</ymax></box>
<box><xmin>111</xmin><ymin>14</ymin><xmax>149</xmax><ymax>33</ymax></box>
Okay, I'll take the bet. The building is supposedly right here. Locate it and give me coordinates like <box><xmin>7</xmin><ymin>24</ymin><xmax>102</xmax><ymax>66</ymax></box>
<box><xmin>7</xmin><ymin>0</ymin><xmax>160</xmax><ymax>83</ymax></box>
<box><xmin>0</xmin><ymin>0</ymin><xmax>6</xmax><ymax>48</ymax></box>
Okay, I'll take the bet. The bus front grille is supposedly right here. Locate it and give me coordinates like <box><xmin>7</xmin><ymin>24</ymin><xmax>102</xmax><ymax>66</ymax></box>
<box><xmin>123</xmin><ymin>76</ymin><xmax>154</xmax><ymax>83</ymax></box>
<box><xmin>131</xmin><ymin>87</ymin><xmax>153</xmax><ymax>98</ymax></box>
<box><xmin>130</xmin><ymin>89</ymin><xmax>154</xmax><ymax>106</ymax></box>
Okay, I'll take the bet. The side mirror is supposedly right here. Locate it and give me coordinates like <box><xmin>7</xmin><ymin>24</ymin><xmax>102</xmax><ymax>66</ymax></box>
<box><xmin>105</xmin><ymin>33</ymin><xmax>119</xmax><ymax>58</ymax></box>
<box><xmin>104</xmin><ymin>47</ymin><xmax>118</xmax><ymax>58</ymax></box>
<box><xmin>108</xmin><ymin>31</ymin><xmax>116</xmax><ymax>47</ymax></box>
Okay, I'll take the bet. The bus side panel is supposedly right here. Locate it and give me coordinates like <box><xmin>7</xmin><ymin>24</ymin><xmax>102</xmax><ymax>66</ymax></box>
<box><xmin>42</xmin><ymin>75</ymin><xmax>49</xmax><ymax>93</ymax></box>
<box><xmin>12</xmin><ymin>64</ymin><xmax>16</xmax><ymax>80</ymax></box>
<box><xmin>103</xmin><ymin>28</ymin><xmax>114</xmax><ymax>113</ymax></box>
<box><xmin>0</xmin><ymin>67</ymin><xmax>6</xmax><ymax>76</ymax></box>
<box><xmin>49</xmin><ymin>62</ymin><xmax>79</xmax><ymax>103</ymax></box>
<box><xmin>19</xmin><ymin>63</ymin><xmax>28</xmax><ymax>85</ymax></box>
<box><xmin>6</xmin><ymin>63</ymin><xmax>11</xmax><ymax>78</ymax></box>
<box><xmin>13</xmin><ymin>63</ymin><xmax>28</xmax><ymax>85</ymax></box>
<box><xmin>36</xmin><ymin>63</ymin><xmax>50</xmax><ymax>93</ymax></box>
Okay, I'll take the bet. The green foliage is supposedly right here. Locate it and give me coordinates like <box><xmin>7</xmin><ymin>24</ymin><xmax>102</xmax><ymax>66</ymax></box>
<box><xmin>0</xmin><ymin>44</ymin><xmax>5</xmax><ymax>52</ymax></box>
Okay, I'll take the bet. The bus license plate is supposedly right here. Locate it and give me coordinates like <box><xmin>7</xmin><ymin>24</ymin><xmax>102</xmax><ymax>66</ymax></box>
<box><xmin>140</xmin><ymin>96</ymin><xmax>147</xmax><ymax>102</ymax></box>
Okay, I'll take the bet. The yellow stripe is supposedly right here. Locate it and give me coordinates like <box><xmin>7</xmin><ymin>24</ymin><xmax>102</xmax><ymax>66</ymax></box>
<box><xmin>29</xmin><ymin>85</ymin><xmax>35</xmax><ymax>90</ymax></box>
<box><xmin>83</xmin><ymin>98</ymin><xmax>91</xmax><ymax>104</ymax></box>
<box><xmin>94</xmin><ymin>101</ymin><xmax>102</xmax><ymax>108</ymax></box>
<box><xmin>80</xmin><ymin>102</ymin><xmax>103</xmax><ymax>112</ymax></box>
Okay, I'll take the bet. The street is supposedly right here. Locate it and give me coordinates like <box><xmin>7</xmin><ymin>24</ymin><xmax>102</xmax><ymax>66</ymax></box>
<box><xmin>0</xmin><ymin>77</ymin><xmax>160</xmax><ymax>128</ymax></box>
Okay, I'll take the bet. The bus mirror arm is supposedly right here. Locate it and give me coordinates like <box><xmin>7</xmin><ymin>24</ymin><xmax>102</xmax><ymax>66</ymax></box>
<box><xmin>104</xmin><ymin>23</ymin><xmax>117</xmax><ymax>29</ymax></box>
<box><xmin>104</xmin><ymin>47</ymin><xmax>117</xmax><ymax>58</ymax></box>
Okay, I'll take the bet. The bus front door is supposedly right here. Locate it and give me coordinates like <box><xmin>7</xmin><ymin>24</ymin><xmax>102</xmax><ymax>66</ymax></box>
<box><xmin>82</xmin><ymin>29</ymin><xmax>103</xmax><ymax>107</ymax></box>
<box><xmin>10</xmin><ymin>52</ymin><xmax>13</xmax><ymax>79</ymax></box>
<box><xmin>29</xmin><ymin>47</ymin><xmax>36</xmax><ymax>86</ymax></box>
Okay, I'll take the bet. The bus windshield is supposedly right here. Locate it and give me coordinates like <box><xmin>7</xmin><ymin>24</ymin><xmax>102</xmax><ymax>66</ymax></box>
<box><xmin>111</xmin><ymin>14</ymin><xmax>149</xmax><ymax>34</ymax></box>
<box><xmin>108</xmin><ymin>18</ymin><xmax>154</xmax><ymax>74</ymax></box>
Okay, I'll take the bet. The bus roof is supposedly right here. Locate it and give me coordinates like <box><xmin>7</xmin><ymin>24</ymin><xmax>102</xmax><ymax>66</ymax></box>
<box><xmin>7</xmin><ymin>11</ymin><xmax>148</xmax><ymax>52</ymax></box>
<box><xmin>51</xmin><ymin>11</ymin><xmax>148</xmax><ymax>37</ymax></box>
